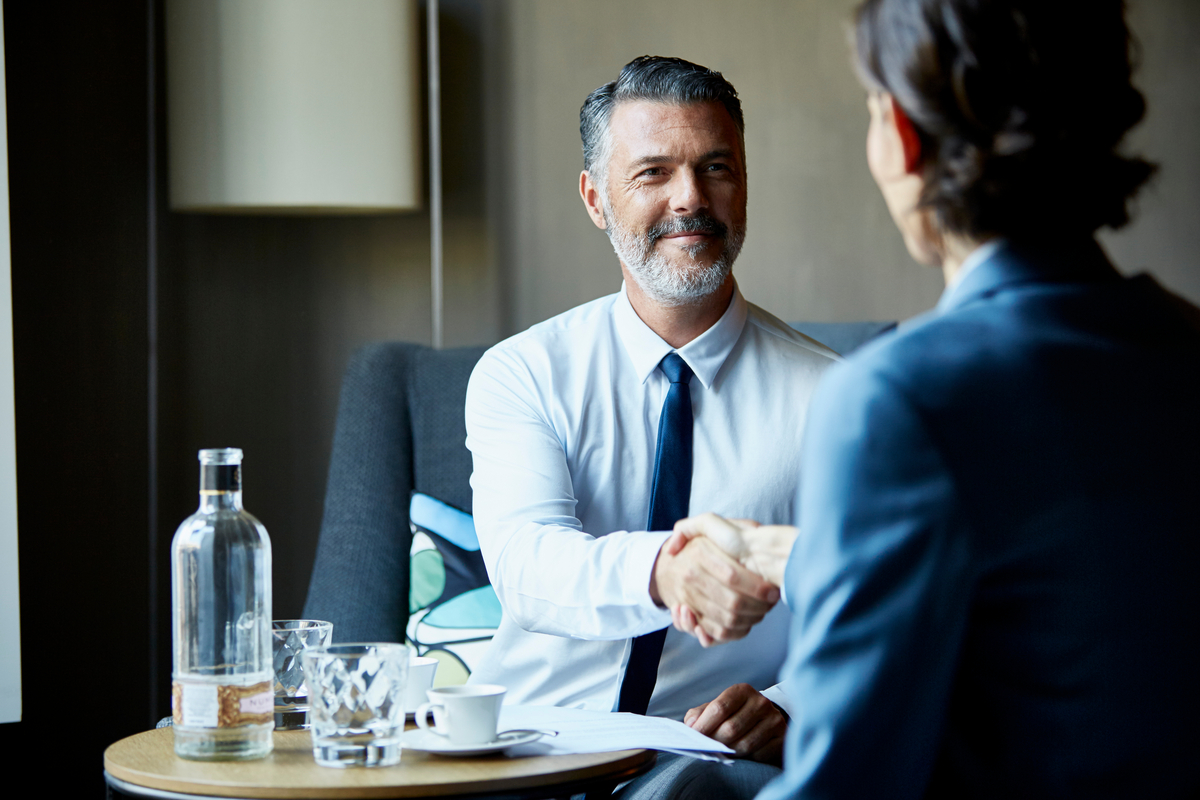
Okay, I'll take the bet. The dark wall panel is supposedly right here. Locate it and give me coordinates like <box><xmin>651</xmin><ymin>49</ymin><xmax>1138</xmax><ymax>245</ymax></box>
<box><xmin>0</xmin><ymin>1</ymin><xmax>497</xmax><ymax>792</ymax></box>
<box><xmin>0</xmin><ymin>0</ymin><xmax>152</xmax><ymax>795</ymax></box>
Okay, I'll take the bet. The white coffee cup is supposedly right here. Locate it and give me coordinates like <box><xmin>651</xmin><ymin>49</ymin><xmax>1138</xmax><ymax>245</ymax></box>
<box><xmin>415</xmin><ymin>684</ymin><xmax>506</xmax><ymax>745</ymax></box>
<box><xmin>404</xmin><ymin>657</ymin><xmax>439</xmax><ymax>714</ymax></box>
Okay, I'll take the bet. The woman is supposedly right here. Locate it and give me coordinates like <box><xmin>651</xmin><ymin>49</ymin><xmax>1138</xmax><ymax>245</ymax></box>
<box><xmin>674</xmin><ymin>1</ymin><xmax>1200</xmax><ymax>797</ymax></box>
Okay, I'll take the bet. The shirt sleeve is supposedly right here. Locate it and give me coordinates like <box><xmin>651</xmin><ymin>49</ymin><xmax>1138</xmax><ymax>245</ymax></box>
<box><xmin>761</xmin><ymin>363</ymin><xmax>973</xmax><ymax>800</ymax></box>
<box><xmin>464</xmin><ymin>348</ymin><xmax>672</xmax><ymax>641</ymax></box>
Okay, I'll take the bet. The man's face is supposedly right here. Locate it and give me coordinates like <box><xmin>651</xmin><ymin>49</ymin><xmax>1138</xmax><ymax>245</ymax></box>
<box><xmin>597</xmin><ymin>100</ymin><xmax>747</xmax><ymax>307</ymax></box>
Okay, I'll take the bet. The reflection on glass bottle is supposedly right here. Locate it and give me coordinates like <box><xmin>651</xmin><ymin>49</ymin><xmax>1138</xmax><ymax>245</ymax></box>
<box><xmin>171</xmin><ymin>448</ymin><xmax>273</xmax><ymax>760</ymax></box>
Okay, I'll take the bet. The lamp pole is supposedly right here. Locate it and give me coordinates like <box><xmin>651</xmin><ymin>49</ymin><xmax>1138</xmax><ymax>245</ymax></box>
<box><xmin>427</xmin><ymin>0</ymin><xmax>443</xmax><ymax>349</ymax></box>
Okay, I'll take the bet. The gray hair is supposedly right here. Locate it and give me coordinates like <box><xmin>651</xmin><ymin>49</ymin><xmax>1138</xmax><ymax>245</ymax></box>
<box><xmin>580</xmin><ymin>56</ymin><xmax>745</xmax><ymax>197</ymax></box>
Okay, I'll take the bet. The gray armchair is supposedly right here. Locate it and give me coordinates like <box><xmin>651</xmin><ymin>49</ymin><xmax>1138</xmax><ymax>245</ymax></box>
<box><xmin>302</xmin><ymin>321</ymin><xmax>895</xmax><ymax>641</ymax></box>
<box><xmin>302</xmin><ymin>343</ymin><xmax>487</xmax><ymax>642</ymax></box>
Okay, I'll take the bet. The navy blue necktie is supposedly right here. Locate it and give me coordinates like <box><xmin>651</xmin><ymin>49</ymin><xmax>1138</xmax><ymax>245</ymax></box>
<box><xmin>616</xmin><ymin>353</ymin><xmax>694</xmax><ymax>714</ymax></box>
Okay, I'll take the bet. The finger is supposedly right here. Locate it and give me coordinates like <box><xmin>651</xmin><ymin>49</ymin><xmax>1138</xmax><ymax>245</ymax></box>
<box><xmin>671</xmin><ymin>604</ymin><xmax>697</xmax><ymax>636</ymax></box>
<box><xmin>673</xmin><ymin>599</ymin><xmax>712</xmax><ymax>645</ymax></box>
<box><xmin>682</xmin><ymin>584</ymin><xmax>766</xmax><ymax>643</ymax></box>
<box><xmin>675</xmin><ymin>513</ymin><xmax>748</xmax><ymax>559</ymax></box>
<box><xmin>691</xmin><ymin>538</ymin><xmax>780</xmax><ymax>605</ymax></box>
<box><xmin>678</xmin><ymin>605</ymin><xmax>715</xmax><ymax>647</ymax></box>
<box><xmin>662</xmin><ymin>530</ymin><xmax>691</xmax><ymax>557</ymax></box>
<box><xmin>677</xmin><ymin>543</ymin><xmax>779</xmax><ymax>640</ymax></box>
<box><xmin>673</xmin><ymin>512</ymin><xmax>725</xmax><ymax>536</ymax></box>
<box><xmin>738</xmin><ymin>525</ymin><xmax>800</xmax><ymax>587</ymax></box>
<box><xmin>684</xmin><ymin>702</ymin><xmax>708</xmax><ymax>727</ymax></box>
<box><xmin>712</xmin><ymin>692</ymin><xmax>773</xmax><ymax>749</ymax></box>
<box><xmin>676</xmin><ymin>604</ymin><xmax>697</xmax><ymax>635</ymax></box>
<box><xmin>750</xmin><ymin>733</ymin><xmax>785</xmax><ymax>766</ymax></box>
<box><xmin>723</xmin><ymin>704</ymin><xmax>784</xmax><ymax>757</ymax></box>
<box><xmin>696</xmin><ymin>614</ymin><xmax>745</xmax><ymax>645</ymax></box>
<box><xmin>728</xmin><ymin>518</ymin><xmax>761</xmax><ymax>529</ymax></box>
<box><xmin>660</xmin><ymin>539</ymin><xmax>779</xmax><ymax>642</ymax></box>
<box><xmin>684</xmin><ymin>580</ymin><xmax>774</xmax><ymax>643</ymax></box>
<box><xmin>698</xmin><ymin>687</ymin><xmax>785</xmax><ymax>760</ymax></box>
<box><xmin>687</xmin><ymin>685</ymin><xmax>752</xmax><ymax>738</ymax></box>
<box><xmin>678</xmin><ymin>605</ymin><xmax>697</xmax><ymax>634</ymax></box>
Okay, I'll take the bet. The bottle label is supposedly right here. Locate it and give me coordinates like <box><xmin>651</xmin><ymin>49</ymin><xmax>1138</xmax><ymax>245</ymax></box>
<box><xmin>172</xmin><ymin>680</ymin><xmax>273</xmax><ymax>728</ymax></box>
<box><xmin>200</xmin><ymin>464</ymin><xmax>241</xmax><ymax>494</ymax></box>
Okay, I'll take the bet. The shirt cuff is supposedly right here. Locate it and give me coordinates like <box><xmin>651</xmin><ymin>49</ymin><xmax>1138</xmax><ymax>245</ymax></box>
<box><xmin>761</xmin><ymin>682</ymin><xmax>794</xmax><ymax>719</ymax></box>
<box><xmin>782</xmin><ymin>543</ymin><xmax>804</xmax><ymax>610</ymax></box>
<box><xmin>629</xmin><ymin>530</ymin><xmax>675</xmax><ymax>615</ymax></box>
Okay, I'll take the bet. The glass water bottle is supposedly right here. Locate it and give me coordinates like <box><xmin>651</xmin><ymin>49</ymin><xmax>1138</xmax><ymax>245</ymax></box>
<box><xmin>171</xmin><ymin>448</ymin><xmax>273</xmax><ymax>760</ymax></box>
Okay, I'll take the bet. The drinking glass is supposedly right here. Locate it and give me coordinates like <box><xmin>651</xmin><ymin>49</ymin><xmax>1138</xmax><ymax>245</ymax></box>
<box><xmin>301</xmin><ymin>643</ymin><xmax>411</xmax><ymax>768</ymax></box>
<box><xmin>271</xmin><ymin>620</ymin><xmax>334</xmax><ymax>730</ymax></box>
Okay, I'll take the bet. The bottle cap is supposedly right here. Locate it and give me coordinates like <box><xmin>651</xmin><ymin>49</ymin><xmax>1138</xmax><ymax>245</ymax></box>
<box><xmin>198</xmin><ymin>448</ymin><xmax>244</xmax><ymax>465</ymax></box>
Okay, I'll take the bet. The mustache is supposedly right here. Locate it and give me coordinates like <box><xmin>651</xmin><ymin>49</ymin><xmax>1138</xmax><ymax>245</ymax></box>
<box><xmin>646</xmin><ymin>214</ymin><xmax>727</xmax><ymax>245</ymax></box>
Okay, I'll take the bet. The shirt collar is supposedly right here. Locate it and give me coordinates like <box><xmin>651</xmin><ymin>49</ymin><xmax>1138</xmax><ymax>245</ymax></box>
<box><xmin>940</xmin><ymin>238</ymin><xmax>1005</xmax><ymax>301</ymax></box>
<box><xmin>937</xmin><ymin>237</ymin><xmax>1014</xmax><ymax>312</ymax></box>
<box><xmin>613</xmin><ymin>281</ymin><xmax>749</xmax><ymax>389</ymax></box>
<box><xmin>937</xmin><ymin>236</ymin><xmax>1120</xmax><ymax>313</ymax></box>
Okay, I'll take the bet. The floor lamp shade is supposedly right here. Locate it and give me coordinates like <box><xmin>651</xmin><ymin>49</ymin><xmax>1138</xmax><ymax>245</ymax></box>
<box><xmin>166</xmin><ymin>0</ymin><xmax>421</xmax><ymax>213</ymax></box>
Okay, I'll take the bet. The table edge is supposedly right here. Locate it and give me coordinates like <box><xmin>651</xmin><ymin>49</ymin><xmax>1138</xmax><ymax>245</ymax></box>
<box><xmin>104</xmin><ymin>730</ymin><xmax>656</xmax><ymax>799</ymax></box>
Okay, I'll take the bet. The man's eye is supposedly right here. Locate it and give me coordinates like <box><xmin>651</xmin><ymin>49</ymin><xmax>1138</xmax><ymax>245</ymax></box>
<box><xmin>705</xmin><ymin>163</ymin><xmax>730</xmax><ymax>173</ymax></box>
<box><xmin>640</xmin><ymin>167</ymin><xmax>663</xmax><ymax>177</ymax></box>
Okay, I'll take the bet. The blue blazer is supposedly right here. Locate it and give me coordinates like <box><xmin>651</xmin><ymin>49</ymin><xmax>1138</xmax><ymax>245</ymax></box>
<box><xmin>762</xmin><ymin>238</ymin><xmax>1200</xmax><ymax>799</ymax></box>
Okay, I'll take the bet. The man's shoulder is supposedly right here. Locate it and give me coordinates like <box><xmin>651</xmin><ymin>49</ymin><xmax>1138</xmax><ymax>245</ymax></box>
<box><xmin>741</xmin><ymin>301</ymin><xmax>842</xmax><ymax>365</ymax></box>
<box><xmin>483</xmin><ymin>293</ymin><xmax>619</xmax><ymax>363</ymax></box>
<box><xmin>469</xmin><ymin>293</ymin><xmax>621</xmax><ymax>394</ymax></box>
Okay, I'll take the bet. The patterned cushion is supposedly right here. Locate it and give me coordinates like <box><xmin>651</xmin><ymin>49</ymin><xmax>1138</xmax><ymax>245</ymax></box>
<box><xmin>406</xmin><ymin>492</ymin><xmax>500</xmax><ymax>686</ymax></box>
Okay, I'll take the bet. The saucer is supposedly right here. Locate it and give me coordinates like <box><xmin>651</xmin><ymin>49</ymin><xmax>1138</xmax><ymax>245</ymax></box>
<box><xmin>399</xmin><ymin>728</ymin><xmax>543</xmax><ymax>756</ymax></box>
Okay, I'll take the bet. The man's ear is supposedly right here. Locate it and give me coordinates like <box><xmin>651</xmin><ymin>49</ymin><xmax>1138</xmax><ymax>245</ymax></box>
<box><xmin>579</xmin><ymin>170</ymin><xmax>608</xmax><ymax>230</ymax></box>
<box><xmin>888</xmin><ymin>96</ymin><xmax>924</xmax><ymax>175</ymax></box>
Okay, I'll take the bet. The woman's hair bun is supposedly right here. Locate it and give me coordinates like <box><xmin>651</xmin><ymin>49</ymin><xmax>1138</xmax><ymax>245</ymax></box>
<box><xmin>855</xmin><ymin>0</ymin><xmax>1155</xmax><ymax>239</ymax></box>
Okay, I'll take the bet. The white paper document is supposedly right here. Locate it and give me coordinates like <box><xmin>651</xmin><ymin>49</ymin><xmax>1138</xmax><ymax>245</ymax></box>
<box><xmin>498</xmin><ymin>705</ymin><xmax>735</xmax><ymax>762</ymax></box>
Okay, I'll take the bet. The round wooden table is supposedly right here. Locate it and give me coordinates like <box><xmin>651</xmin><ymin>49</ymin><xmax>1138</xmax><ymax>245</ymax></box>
<box><xmin>104</xmin><ymin>728</ymin><xmax>656</xmax><ymax>799</ymax></box>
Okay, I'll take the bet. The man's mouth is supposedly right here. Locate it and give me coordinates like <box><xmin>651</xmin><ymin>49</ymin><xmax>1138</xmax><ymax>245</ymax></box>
<box><xmin>647</xmin><ymin>215</ymin><xmax>727</xmax><ymax>246</ymax></box>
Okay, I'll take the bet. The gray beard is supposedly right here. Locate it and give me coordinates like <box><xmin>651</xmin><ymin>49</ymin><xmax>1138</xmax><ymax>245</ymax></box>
<box><xmin>605</xmin><ymin>210</ymin><xmax>745</xmax><ymax>308</ymax></box>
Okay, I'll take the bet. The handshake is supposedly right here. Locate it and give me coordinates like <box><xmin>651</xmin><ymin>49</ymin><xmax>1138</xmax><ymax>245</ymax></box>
<box><xmin>651</xmin><ymin>514</ymin><xmax>800</xmax><ymax>648</ymax></box>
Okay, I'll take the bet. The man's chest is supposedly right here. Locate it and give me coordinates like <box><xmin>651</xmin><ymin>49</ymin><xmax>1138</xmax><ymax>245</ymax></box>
<box><xmin>555</xmin><ymin>380</ymin><xmax>808</xmax><ymax>531</ymax></box>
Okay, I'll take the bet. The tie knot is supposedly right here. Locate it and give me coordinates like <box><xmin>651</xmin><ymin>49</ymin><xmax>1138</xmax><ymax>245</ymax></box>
<box><xmin>659</xmin><ymin>353</ymin><xmax>693</xmax><ymax>385</ymax></box>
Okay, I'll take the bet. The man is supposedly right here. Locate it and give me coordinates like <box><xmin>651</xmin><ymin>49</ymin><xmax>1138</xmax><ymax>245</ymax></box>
<box><xmin>464</xmin><ymin>56</ymin><xmax>838</xmax><ymax>796</ymax></box>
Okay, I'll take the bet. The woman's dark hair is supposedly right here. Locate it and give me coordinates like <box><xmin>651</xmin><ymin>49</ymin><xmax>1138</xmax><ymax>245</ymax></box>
<box><xmin>854</xmin><ymin>0</ymin><xmax>1155</xmax><ymax>239</ymax></box>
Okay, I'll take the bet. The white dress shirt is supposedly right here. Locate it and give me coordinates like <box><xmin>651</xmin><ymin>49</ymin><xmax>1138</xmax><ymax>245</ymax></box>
<box><xmin>465</xmin><ymin>283</ymin><xmax>837</xmax><ymax>720</ymax></box>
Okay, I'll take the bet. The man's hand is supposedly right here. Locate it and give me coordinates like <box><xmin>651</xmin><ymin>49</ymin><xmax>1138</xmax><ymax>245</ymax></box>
<box><xmin>661</xmin><ymin>514</ymin><xmax>800</xmax><ymax>644</ymax></box>
<box><xmin>685</xmin><ymin>683</ymin><xmax>786</xmax><ymax>766</ymax></box>
<box><xmin>650</xmin><ymin>534</ymin><xmax>779</xmax><ymax>644</ymax></box>
<box><xmin>673</xmin><ymin>513</ymin><xmax>799</xmax><ymax>587</ymax></box>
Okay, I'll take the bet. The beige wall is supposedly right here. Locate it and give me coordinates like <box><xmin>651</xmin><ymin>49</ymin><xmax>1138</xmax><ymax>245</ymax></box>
<box><xmin>159</xmin><ymin>0</ymin><xmax>1200</xmax><ymax>617</ymax></box>
<box><xmin>488</xmin><ymin>0</ymin><xmax>1200</xmax><ymax>335</ymax></box>
<box><xmin>159</xmin><ymin>1</ymin><xmax>501</xmax><ymax>618</ymax></box>
<box><xmin>1102</xmin><ymin>0</ymin><xmax>1200</xmax><ymax>303</ymax></box>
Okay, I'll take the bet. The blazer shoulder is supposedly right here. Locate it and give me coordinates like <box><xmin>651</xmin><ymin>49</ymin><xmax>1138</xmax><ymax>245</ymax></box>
<box><xmin>838</xmin><ymin>307</ymin><xmax>996</xmax><ymax>403</ymax></box>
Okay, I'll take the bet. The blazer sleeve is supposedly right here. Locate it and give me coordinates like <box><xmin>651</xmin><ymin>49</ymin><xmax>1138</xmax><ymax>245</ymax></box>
<box><xmin>762</xmin><ymin>361</ymin><xmax>974</xmax><ymax>800</ymax></box>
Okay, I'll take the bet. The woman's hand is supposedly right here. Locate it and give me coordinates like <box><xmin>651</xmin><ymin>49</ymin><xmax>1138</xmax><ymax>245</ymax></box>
<box><xmin>663</xmin><ymin>513</ymin><xmax>800</xmax><ymax>645</ymax></box>
<box><xmin>671</xmin><ymin>513</ymin><xmax>798</xmax><ymax>586</ymax></box>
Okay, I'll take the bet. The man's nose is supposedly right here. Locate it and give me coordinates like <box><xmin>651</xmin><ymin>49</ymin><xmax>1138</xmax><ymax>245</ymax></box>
<box><xmin>669</xmin><ymin>169</ymin><xmax>708</xmax><ymax>215</ymax></box>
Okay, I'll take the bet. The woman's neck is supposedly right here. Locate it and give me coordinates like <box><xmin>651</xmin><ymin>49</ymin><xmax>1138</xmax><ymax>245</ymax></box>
<box><xmin>939</xmin><ymin>233</ymin><xmax>993</xmax><ymax>285</ymax></box>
